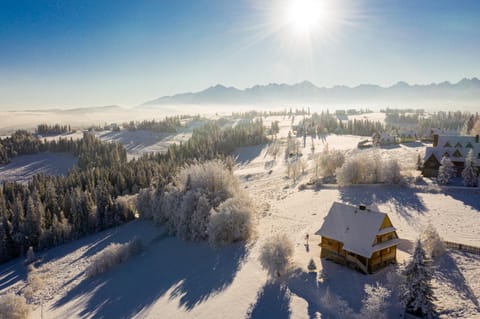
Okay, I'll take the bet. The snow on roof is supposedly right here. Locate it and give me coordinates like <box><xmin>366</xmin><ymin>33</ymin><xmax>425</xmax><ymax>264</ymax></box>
<box><xmin>316</xmin><ymin>202</ymin><xmax>396</xmax><ymax>258</ymax></box>
<box><xmin>425</xmin><ymin>135</ymin><xmax>480</xmax><ymax>164</ymax></box>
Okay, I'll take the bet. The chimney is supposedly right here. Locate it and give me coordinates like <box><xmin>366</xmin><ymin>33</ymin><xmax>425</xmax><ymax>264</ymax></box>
<box><xmin>433</xmin><ymin>134</ymin><xmax>439</xmax><ymax>147</ymax></box>
<box><xmin>476</xmin><ymin>135</ymin><xmax>479</xmax><ymax>143</ymax></box>
<box><xmin>359</xmin><ymin>204</ymin><xmax>366</xmax><ymax>211</ymax></box>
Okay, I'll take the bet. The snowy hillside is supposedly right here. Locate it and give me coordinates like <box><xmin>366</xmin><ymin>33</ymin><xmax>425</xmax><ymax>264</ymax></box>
<box><xmin>1</xmin><ymin>117</ymin><xmax>479</xmax><ymax>318</ymax></box>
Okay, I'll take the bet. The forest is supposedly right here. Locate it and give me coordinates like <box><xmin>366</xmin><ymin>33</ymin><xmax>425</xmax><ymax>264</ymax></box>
<box><xmin>0</xmin><ymin>118</ymin><xmax>268</xmax><ymax>263</ymax></box>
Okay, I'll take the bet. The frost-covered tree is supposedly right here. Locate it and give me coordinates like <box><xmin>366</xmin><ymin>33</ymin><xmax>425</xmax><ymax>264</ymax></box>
<box><xmin>320</xmin><ymin>287</ymin><xmax>355</xmax><ymax>319</ymax></box>
<box><xmin>267</xmin><ymin>141</ymin><xmax>280</xmax><ymax>160</ymax></box>
<box><xmin>420</xmin><ymin>224</ymin><xmax>445</xmax><ymax>259</ymax></box>
<box><xmin>314</xmin><ymin>144</ymin><xmax>345</xmax><ymax>178</ymax></box>
<box><xmin>462</xmin><ymin>149</ymin><xmax>478</xmax><ymax>187</ymax></box>
<box><xmin>382</xmin><ymin>159</ymin><xmax>402</xmax><ymax>184</ymax></box>
<box><xmin>137</xmin><ymin>160</ymin><xmax>256</xmax><ymax>245</ymax></box>
<box><xmin>208</xmin><ymin>197</ymin><xmax>255</xmax><ymax>246</ymax></box>
<box><xmin>437</xmin><ymin>155</ymin><xmax>455</xmax><ymax>185</ymax></box>
<box><xmin>259</xmin><ymin>234</ymin><xmax>294</xmax><ymax>278</ymax></box>
<box><xmin>335</xmin><ymin>150</ymin><xmax>402</xmax><ymax>186</ymax></box>
<box><xmin>400</xmin><ymin>240</ymin><xmax>436</xmax><ymax>319</ymax></box>
<box><xmin>360</xmin><ymin>282</ymin><xmax>391</xmax><ymax>319</ymax></box>
<box><xmin>0</xmin><ymin>294</ymin><xmax>29</xmax><ymax>319</ymax></box>
<box><xmin>336</xmin><ymin>156</ymin><xmax>363</xmax><ymax>186</ymax></box>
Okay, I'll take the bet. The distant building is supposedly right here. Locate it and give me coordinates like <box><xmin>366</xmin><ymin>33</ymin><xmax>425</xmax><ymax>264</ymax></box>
<box><xmin>398</xmin><ymin>130</ymin><xmax>417</xmax><ymax>143</ymax></box>
<box><xmin>316</xmin><ymin>202</ymin><xmax>399</xmax><ymax>274</ymax></box>
<box><xmin>372</xmin><ymin>132</ymin><xmax>395</xmax><ymax>146</ymax></box>
<box><xmin>420</xmin><ymin>128</ymin><xmax>457</xmax><ymax>143</ymax></box>
<box><xmin>422</xmin><ymin>134</ymin><xmax>480</xmax><ymax>177</ymax></box>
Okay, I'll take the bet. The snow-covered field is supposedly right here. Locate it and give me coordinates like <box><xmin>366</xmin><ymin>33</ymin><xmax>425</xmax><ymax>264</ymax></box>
<box><xmin>0</xmin><ymin>153</ymin><xmax>77</xmax><ymax>184</ymax></box>
<box><xmin>0</xmin><ymin>117</ymin><xmax>479</xmax><ymax>318</ymax></box>
<box><xmin>95</xmin><ymin>130</ymin><xmax>192</xmax><ymax>160</ymax></box>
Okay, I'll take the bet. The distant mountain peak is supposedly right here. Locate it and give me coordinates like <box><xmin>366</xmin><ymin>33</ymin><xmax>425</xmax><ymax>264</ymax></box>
<box><xmin>141</xmin><ymin>77</ymin><xmax>480</xmax><ymax>106</ymax></box>
<box><xmin>392</xmin><ymin>81</ymin><xmax>410</xmax><ymax>88</ymax></box>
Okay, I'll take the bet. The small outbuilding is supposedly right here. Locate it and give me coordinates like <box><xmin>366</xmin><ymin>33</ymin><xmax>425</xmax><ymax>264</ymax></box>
<box><xmin>316</xmin><ymin>202</ymin><xmax>400</xmax><ymax>274</ymax></box>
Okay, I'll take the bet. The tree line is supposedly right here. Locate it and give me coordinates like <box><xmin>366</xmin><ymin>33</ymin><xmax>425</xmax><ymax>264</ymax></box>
<box><xmin>295</xmin><ymin>111</ymin><xmax>386</xmax><ymax>137</ymax></box>
<box><xmin>123</xmin><ymin>116</ymin><xmax>183</xmax><ymax>133</ymax></box>
<box><xmin>36</xmin><ymin>123</ymin><xmax>72</xmax><ymax>135</ymax></box>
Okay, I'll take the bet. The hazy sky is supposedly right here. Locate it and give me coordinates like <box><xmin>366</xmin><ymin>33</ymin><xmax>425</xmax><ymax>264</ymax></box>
<box><xmin>1</xmin><ymin>0</ymin><xmax>479</xmax><ymax>110</ymax></box>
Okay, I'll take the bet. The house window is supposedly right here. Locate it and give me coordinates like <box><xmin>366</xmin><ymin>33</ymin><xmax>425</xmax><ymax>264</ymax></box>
<box><xmin>466</xmin><ymin>142</ymin><xmax>473</xmax><ymax>148</ymax></box>
<box><xmin>453</xmin><ymin>150</ymin><xmax>462</xmax><ymax>158</ymax></box>
<box><xmin>455</xmin><ymin>142</ymin><xmax>462</xmax><ymax>148</ymax></box>
<box><xmin>444</xmin><ymin>142</ymin><xmax>451</xmax><ymax>147</ymax></box>
<box><xmin>387</xmin><ymin>234</ymin><xmax>393</xmax><ymax>240</ymax></box>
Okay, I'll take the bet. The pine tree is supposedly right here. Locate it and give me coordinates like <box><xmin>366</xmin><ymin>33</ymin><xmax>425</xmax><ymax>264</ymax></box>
<box><xmin>437</xmin><ymin>155</ymin><xmax>455</xmax><ymax>185</ymax></box>
<box><xmin>462</xmin><ymin>149</ymin><xmax>477</xmax><ymax>187</ymax></box>
<box><xmin>400</xmin><ymin>240</ymin><xmax>436</xmax><ymax>319</ymax></box>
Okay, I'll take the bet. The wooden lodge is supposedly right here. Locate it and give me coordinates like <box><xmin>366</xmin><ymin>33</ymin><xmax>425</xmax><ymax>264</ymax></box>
<box><xmin>422</xmin><ymin>133</ymin><xmax>480</xmax><ymax>177</ymax></box>
<box><xmin>316</xmin><ymin>202</ymin><xmax>400</xmax><ymax>274</ymax></box>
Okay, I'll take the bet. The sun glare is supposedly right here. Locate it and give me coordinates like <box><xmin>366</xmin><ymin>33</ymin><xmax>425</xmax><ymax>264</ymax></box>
<box><xmin>286</xmin><ymin>0</ymin><xmax>327</xmax><ymax>34</ymax></box>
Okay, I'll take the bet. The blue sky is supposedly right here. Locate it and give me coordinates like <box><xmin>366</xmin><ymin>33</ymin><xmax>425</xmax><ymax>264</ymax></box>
<box><xmin>1</xmin><ymin>0</ymin><xmax>479</xmax><ymax>109</ymax></box>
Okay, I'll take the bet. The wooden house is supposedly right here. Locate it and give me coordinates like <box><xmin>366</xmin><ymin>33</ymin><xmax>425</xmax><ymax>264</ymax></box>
<box><xmin>422</xmin><ymin>134</ymin><xmax>480</xmax><ymax>177</ymax></box>
<box><xmin>316</xmin><ymin>202</ymin><xmax>400</xmax><ymax>274</ymax></box>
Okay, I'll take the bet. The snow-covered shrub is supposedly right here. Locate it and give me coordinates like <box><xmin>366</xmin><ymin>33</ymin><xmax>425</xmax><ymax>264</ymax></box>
<box><xmin>437</xmin><ymin>155</ymin><xmax>455</xmax><ymax>185</ymax></box>
<box><xmin>86</xmin><ymin>237</ymin><xmax>143</xmax><ymax>277</ymax></box>
<box><xmin>360</xmin><ymin>282</ymin><xmax>391</xmax><ymax>319</ymax></box>
<box><xmin>137</xmin><ymin>160</ymin><xmax>256</xmax><ymax>245</ymax></box>
<box><xmin>259</xmin><ymin>234</ymin><xmax>294</xmax><ymax>278</ymax></box>
<box><xmin>208</xmin><ymin>197</ymin><xmax>255</xmax><ymax>246</ymax></box>
<box><xmin>462</xmin><ymin>149</ymin><xmax>478</xmax><ymax>187</ymax></box>
<box><xmin>420</xmin><ymin>224</ymin><xmax>445</xmax><ymax>259</ymax></box>
<box><xmin>0</xmin><ymin>294</ymin><xmax>29</xmax><ymax>319</ymax></box>
<box><xmin>23</xmin><ymin>268</ymin><xmax>45</xmax><ymax>303</ymax></box>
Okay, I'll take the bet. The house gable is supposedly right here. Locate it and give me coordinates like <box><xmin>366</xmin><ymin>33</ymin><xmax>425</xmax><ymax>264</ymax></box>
<box><xmin>380</xmin><ymin>215</ymin><xmax>393</xmax><ymax>229</ymax></box>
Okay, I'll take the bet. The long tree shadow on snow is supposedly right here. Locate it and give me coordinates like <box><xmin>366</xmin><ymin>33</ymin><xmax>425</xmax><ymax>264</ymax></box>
<box><xmin>443</xmin><ymin>188</ymin><xmax>480</xmax><ymax>211</ymax></box>
<box><xmin>0</xmin><ymin>261</ymin><xmax>28</xmax><ymax>291</ymax></box>
<box><xmin>233</xmin><ymin>143</ymin><xmax>268</xmax><ymax>165</ymax></box>
<box><xmin>35</xmin><ymin>220</ymin><xmax>154</xmax><ymax>268</ymax></box>
<box><xmin>248</xmin><ymin>263</ymin><xmax>375</xmax><ymax>319</ymax></box>
<box><xmin>435</xmin><ymin>252</ymin><xmax>480</xmax><ymax>312</ymax></box>
<box><xmin>247</xmin><ymin>280</ymin><xmax>291</xmax><ymax>319</ymax></box>
<box><xmin>339</xmin><ymin>185</ymin><xmax>427</xmax><ymax>221</ymax></box>
<box><xmin>53</xmin><ymin>237</ymin><xmax>247</xmax><ymax>318</ymax></box>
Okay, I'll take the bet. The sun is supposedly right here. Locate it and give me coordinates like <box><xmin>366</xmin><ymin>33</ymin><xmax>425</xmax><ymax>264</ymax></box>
<box><xmin>286</xmin><ymin>0</ymin><xmax>327</xmax><ymax>34</ymax></box>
